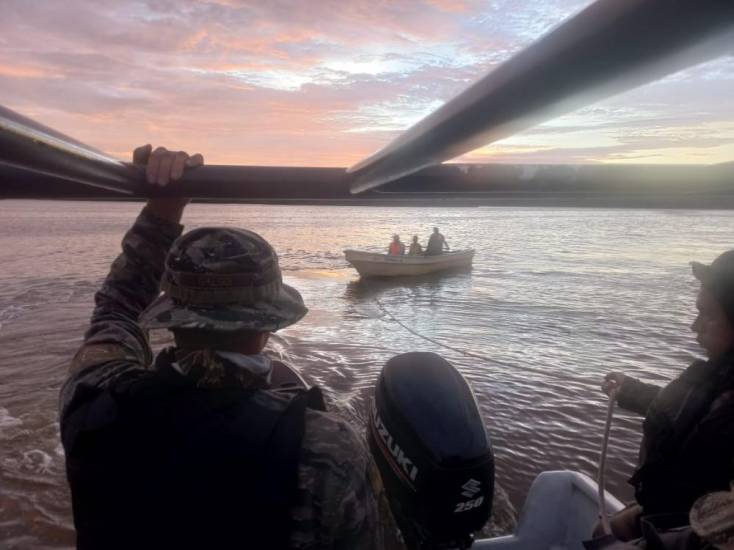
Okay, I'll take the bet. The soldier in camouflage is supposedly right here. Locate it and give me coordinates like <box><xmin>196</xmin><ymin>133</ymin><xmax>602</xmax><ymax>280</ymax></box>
<box><xmin>60</xmin><ymin>145</ymin><xmax>381</xmax><ymax>549</ymax></box>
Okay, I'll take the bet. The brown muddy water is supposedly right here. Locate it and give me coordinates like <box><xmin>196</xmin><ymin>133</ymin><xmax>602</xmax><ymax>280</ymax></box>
<box><xmin>1</xmin><ymin>199</ymin><xmax>732</xmax><ymax>548</ymax></box>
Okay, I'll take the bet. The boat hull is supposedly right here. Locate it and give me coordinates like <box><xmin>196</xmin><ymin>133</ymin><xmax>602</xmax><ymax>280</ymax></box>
<box><xmin>344</xmin><ymin>249</ymin><xmax>474</xmax><ymax>278</ymax></box>
<box><xmin>473</xmin><ymin>470</ymin><xmax>623</xmax><ymax>550</ymax></box>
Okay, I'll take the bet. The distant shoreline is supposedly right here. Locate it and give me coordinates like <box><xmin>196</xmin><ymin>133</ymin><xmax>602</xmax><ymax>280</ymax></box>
<box><xmin>4</xmin><ymin>161</ymin><xmax>733</xmax><ymax>208</ymax></box>
<box><xmin>4</xmin><ymin>193</ymin><xmax>734</xmax><ymax>209</ymax></box>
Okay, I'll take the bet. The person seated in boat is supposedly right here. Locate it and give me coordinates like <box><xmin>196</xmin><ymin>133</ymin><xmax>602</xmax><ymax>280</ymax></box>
<box><xmin>59</xmin><ymin>145</ymin><xmax>381</xmax><ymax>550</ymax></box>
<box><xmin>408</xmin><ymin>236</ymin><xmax>423</xmax><ymax>255</ymax></box>
<box><xmin>600</xmin><ymin>249</ymin><xmax>734</xmax><ymax>541</ymax></box>
<box><xmin>388</xmin><ymin>234</ymin><xmax>405</xmax><ymax>255</ymax></box>
<box><xmin>425</xmin><ymin>227</ymin><xmax>449</xmax><ymax>256</ymax></box>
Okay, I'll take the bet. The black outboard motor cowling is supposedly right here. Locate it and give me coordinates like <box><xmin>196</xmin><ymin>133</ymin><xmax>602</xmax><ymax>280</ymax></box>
<box><xmin>368</xmin><ymin>352</ymin><xmax>494</xmax><ymax>549</ymax></box>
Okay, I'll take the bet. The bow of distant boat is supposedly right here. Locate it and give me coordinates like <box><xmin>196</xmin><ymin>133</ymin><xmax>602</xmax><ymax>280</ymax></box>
<box><xmin>344</xmin><ymin>249</ymin><xmax>475</xmax><ymax>278</ymax></box>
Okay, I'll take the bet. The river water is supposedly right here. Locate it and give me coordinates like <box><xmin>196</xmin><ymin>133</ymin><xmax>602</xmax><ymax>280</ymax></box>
<box><xmin>1</xmin><ymin>199</ymin><xmax>732</xmax><ymax>548</ymax></box>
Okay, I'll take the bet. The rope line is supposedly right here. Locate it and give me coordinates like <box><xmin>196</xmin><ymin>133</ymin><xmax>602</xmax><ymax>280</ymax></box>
<box><xmin>373</xmin><ymin>297</ymin><xmax>569</xmax><ymax>380</ymax></box>
<box><xmin>597</xmin><ymin>388</ymin><xmax>618</xmax><ymax>536</ymax></box>
<box><xmin>373</xmin><ymin>297</ymin><xmax>507</xmax><ymax>365</ymax></box>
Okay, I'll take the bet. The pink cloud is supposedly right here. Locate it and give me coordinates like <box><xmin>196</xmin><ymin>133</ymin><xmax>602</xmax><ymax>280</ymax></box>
<box><xmin>0</xmin><ymin>0</ymin><xmax>731</xmax><ymax>167</ymax></box>
<box><xmin>0</xmin><ymin>64</ymin><xmax>55</xmax><ymax>79</ymax></box>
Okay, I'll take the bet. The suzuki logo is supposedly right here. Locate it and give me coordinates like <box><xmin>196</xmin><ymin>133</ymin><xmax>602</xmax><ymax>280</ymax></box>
<box><xmin>461</xmin><ymin>479</ymin><xmax>481</xmax><ymax>498</ymax></box>
<box><xmin>373</xmin><ymin>410</ymin><xmax>418</xmax><ymax>482</ymax></box>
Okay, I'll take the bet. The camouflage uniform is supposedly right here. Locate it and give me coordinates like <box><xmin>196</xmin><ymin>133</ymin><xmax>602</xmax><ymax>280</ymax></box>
<box><xmin>60</xmin><ymin>205</ymin><xmax>381</xmax><ymax>549</ymax></box>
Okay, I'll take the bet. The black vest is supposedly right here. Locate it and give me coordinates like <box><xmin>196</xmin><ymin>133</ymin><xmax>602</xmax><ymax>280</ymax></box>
<box><xmin>632</xmin><ymin>354</ymin><xmax>734</xmax><ymax>514</ymax></box>
<box><xmin>63</xmin><ymin>355</ymin><xmax>324</xmax><ymax>550</ymax></box>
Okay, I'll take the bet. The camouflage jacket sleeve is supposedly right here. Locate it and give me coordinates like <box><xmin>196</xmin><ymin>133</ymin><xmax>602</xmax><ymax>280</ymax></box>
<box><xmin>59</xmin><ymin>205</ymin><xmax>183</xmax><ymax>418</ymax></box>
<box><xmin>291</xmin><ymin>409</ymin><xmax>382</xmax><ymax>550</ymax></box>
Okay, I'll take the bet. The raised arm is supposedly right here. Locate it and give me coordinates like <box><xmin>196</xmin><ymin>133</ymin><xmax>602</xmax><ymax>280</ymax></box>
<box><xmin>59</xmin><ymin>146</ymin><xmax>202</xmax><ymax>417</ymax></box>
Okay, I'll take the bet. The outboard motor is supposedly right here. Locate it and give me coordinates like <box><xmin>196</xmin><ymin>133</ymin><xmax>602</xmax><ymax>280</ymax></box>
<box><xmin>368</xmin><ymin>352</ymin><xmax>494</xmax><ymax>549</ymax></box>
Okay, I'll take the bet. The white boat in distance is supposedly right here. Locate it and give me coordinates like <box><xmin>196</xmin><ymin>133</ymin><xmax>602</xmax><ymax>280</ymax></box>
<box><xmin>344</xmin><ymin>249</ymin><xmax>475</xmax><ymax>277</ymax></box>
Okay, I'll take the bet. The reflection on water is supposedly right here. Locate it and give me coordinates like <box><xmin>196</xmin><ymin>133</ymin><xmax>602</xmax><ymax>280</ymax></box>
<box><xmin>344</xmin><ymin>271</ymin><xmax>472</xmax><ymax>303</ymax></box>
<box><xmin>2</xmin><ymin>200</ymin><xmax>733</xmax><ymax>548</ymax></box>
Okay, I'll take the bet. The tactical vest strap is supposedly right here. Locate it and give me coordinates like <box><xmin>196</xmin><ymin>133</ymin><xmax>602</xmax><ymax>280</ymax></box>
<box><xmin>64</xmin><ymin>353</ymin><xmax>323</xmax><ymax>550</ymax></box>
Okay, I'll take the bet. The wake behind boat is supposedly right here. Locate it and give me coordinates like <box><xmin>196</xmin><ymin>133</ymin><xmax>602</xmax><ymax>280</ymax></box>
<box><xmin>344</xmin><ymin>249</ymin><xmax>475</xmax><ymax>278</ymax></box>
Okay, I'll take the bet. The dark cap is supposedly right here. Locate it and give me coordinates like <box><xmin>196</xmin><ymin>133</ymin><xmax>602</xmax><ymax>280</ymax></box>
<box><xmin>692</xmin><ymin>249</ymin><xmax>734</xmax><ymax>321</ymax></box>
<box><xmin>139</xmin><ymin>227</ymin><xmax>307</xmax><ymax>332</ymax></box>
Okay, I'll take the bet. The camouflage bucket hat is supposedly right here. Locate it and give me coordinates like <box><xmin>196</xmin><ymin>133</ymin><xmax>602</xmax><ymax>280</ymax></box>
<box><xmin>139</xmin><ymin>227</ymin><xmax>307</xmax><ymax>332</ymax></box>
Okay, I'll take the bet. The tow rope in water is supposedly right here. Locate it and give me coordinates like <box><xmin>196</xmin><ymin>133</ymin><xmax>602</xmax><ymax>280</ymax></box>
<box><xmin>373</xmin><ymin>297</ymin><xmax>507</xmax><ymax>366</ymax></box>
<box><xmin>597</xmin><ymin>387</ymin><xmax>618</xmax><ymax>536</ymax></box>
<box><xmin>373</xmin><ymin>297</ymin><xmax>567</xmax><ymax>379</ymax></box>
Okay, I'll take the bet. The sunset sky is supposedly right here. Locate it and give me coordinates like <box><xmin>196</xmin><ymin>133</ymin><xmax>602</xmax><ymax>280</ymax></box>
<box><xmin>1</xmin><ymin>0</ymin><xmax>732</xmax><ymax>166</ymax></box>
